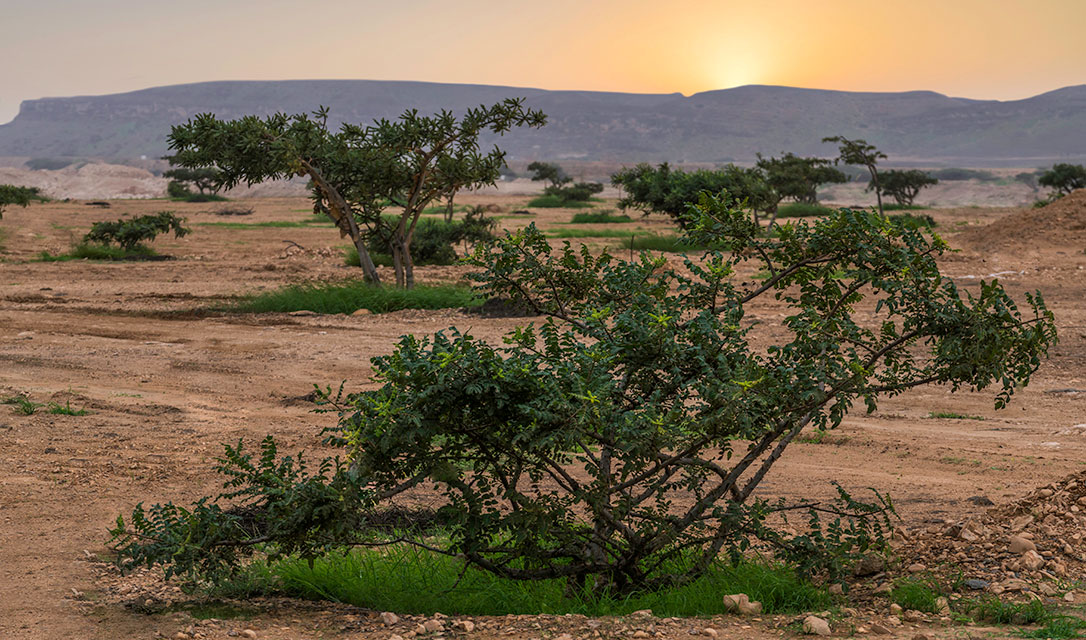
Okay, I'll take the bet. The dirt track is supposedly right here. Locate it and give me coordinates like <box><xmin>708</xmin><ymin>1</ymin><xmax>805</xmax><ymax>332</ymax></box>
<box><xmin>1</xmin><ymin>196</ymin><xmax>1084</xmax><ymax>639</ymax></box>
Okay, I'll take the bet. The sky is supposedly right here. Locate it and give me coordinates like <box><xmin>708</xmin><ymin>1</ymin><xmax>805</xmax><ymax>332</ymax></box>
<box><xmin>2</xmin><ymin>0</ymin><xmax>1085</xmax><ymax>124</ymax></box>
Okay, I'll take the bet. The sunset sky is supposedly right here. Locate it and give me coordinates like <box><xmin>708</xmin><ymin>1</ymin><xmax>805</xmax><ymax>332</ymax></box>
<box><xmin>3</xmin><ymin>0</ymin><xmax>1085</xmax><ymax>124</ymax></box>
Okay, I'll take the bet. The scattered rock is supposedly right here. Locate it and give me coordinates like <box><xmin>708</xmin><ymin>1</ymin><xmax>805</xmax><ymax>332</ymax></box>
<box><xmin>903</xmin><ymin>609</ymin><xmax>922</xmax><ymax>623</ymax></box>
<box><xmin>870</xmin><ymin>623</ymin><xmax>893</xmax><ymax>634</ymax></box>
<box><xmin>1021</xmin><ymin>549</ymin><xmax>1046</xmax><ymax>571</ymax></box>
<box><xmin>351</xmin><ymin>308</ymin><xmax>372</xmax><ymax>316</ymax></box>
<box><xmin>828</xmin><ymin>583</ymin><xmax>844</xmax><ymax>595</ymax></box>
<box><xmin>422</xmin><ymin>619</ymin><xmax>444</xmax><ymax>633</ymax></box>
<box><xmin>964</xmin><ymin>578</ymin><xmax>990</xmax><ymax>590</ymax></box>
<box><xmin>721</xmin><ymin>593</ymin><xmax>762</xmax><ymax>615</ymax></box>
<box><xmin>1008</xmin><ymin>535</ymin><xmax>1037</xmax><ymax>553</ymax></box>
<box><xmin>889</xmin><ymin>604</ymin><xmax>903</xmax><ymax>616</ymax></box>
<box><xmin>853</xmin><ymin>554</ymin><xmax>885</xmax><ymax>576</ymax></box>
<box><xmin>967</xmin><ymin>495</ymin><xmax>995</xmax><ymax>506</ymax></box>
<box><xmin>934</xmin><ymin>596</ymin><xmax>950</xmax><ymax>615</ymax></box>
<box><xmin>453</xmin><ymin>620</ymin><xmax>475</xmax><ymax>632</ymax></box>
<box><xmin>288</xmin><ymin>310</ymin><xmax>318</xmax><ymax>317</ymax></box>
<box><xmin>633</xmin><ymin>632</ymin><xmax>651</xmax><ymax>638</ymax></box>
<box><xmin>240</xmin><ymin>631</ymin><xmax>257</xmax><ymax>639</ymax></box>
<box><xmin>802</xmin><ymin>616</ymin><xmax>831</xmax><ymax>636</ymax></box>
<box><xmin>381</xmin><ymin>612</ymin><xmax>400</xmax><ymax>626</ymax></box>
<box><xmin>701</xmin><ymin>628</ymin><xmax>718</xmax><ymax>638</ymax></box>
<box><xmin>874</xmin><ymin>583</ymin><xmax>893</xmax><ymax>595</ymax></box>
<box><xmin>906</xmin><ymin>562</ymin><xmax>926</xmax><ymax>573</ymax></box>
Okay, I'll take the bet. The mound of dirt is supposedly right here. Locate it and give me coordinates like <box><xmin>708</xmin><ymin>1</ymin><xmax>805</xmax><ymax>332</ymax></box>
<box><xmin>957</xmin><ymin>189</ymin><xmax>1086</xmax><ymax>252</ymax></box>
<box><xmin>900</xmin><ymin>469</ymin><xmax>1086</xmax><ymax>597</ymax></box>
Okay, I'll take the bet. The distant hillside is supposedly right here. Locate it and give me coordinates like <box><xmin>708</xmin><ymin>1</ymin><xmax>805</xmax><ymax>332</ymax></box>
<box><xmin>1</xmin><ymin>80</ymin><xmax>1084</xmax><ymax>167</ymax></box>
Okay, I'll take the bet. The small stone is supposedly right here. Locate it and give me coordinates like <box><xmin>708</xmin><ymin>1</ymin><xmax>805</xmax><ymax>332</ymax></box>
<box><xmin>630</xmin><ymin>609</ymin><xmax>653</xmax><ymax>617</ymax></box>
<box><xmin>934</xmin><ymin>596</ymin><xmax>950</xmax><ymax>615</ymax></box>
<box><xmin>240</xmin><ymin>631</ymin><xmax>257</xmax><ymax>639</ymax></box>
<box><xmin>1039</xmin><ymin>489</ymin><xmax>1054</xmax><ymax>497</ymax></box>
<box><xmin>887</xmin><ymin>615</ymin><xmax>902</xmax><ymax>626</ymax></box>
<box><xmin>633</xmin><ymin>632</ymin><xmax>650</xmax><ymax>638</ymax></box>
<box><xmin>382</xmin><ymin>612</ymin><xmax>401</xmax><ymax>626</ymax></box>
<box><xmin>907</xmin><ymin>563</ymin><xmax>926</xmax><ymax>573</ymax></box>
<box><xmin>738</xmin><ymin>600</ymin><xmax>762</xmax><ymax>616</ymax></box>
<box><xmin>802</xmin><ymin>616</ymin><xmax>831</xmax><ymax>636</ymax></box>
<box><xmin>423</xmin><ymin>620</ymin><xmax>444</xmax><ymax>633</ymax></box>
<box><xmin>903</xmin><ymin>610</ymin><xmax>922</xmax><ymax>623</ymax></box>
<box><xmin>1065</xmin><ymin>592</ymin><xmax>1076</xmax><ymax>603</ymax></box>
<box><xmin>555</xmin><ymin>635</ymin><xmax>574</xmax><ymax>640</ymax></box>
<box><xmin>701</xmin><ymin>629</ymin><xmax>719</xmax><ymax>638</ymax></box>
<box><xmin>964</xmin><ymin>578</ymin><xmax>990</xmax><ymax>590</ymax></box>
<box><xmin>351</xmin><ymin>308</ymin><xmax>372</xmax><ymax>316</ymax></box>
<box><xmin>874</xmin><ymin>583</ymin><xmax>893</xmax><ymax>595</ymax></box>
<box><xmin>390</xmin><ymin>635</ymin><xmax>405</xmax><ymax>640</ymax></box>
<box><xmin>175</xmin><ymin>633</ymin><xmax>190</xmax><ymax>640</ymax></box>
<box><xmin>453</xmin><ymin>620</ymin><xmax>475</xmax><ymax>632</ymax></box>
<box><xmin>967</xmin><ymin>495</ymin><xmax>995</xmax><ymax>506</ymax></box>
<box><xmin>871</xmin><ymin>623</ymin><xmax>893</xmax><ymax>635</ymax></box>
<box><xmin>959</xmin><ymin>528</ymin><xmax>980</xmax><ymax>542</ymax></box>
<box><xmin>828</xmin><ymin>583</ymin><xmax>844</xmax><ymax>595</ymax></box>
<box><xmin>1008</xmin><ymin>535</ymin><xmax>1037</xmax><ymax>553</ymax></box>
<box><xmin>288</xmin><ymin>310</ymin><xmax>318</xmax><ymax>317</ymax></box>
<box><xmin>853</xmin><ymin>554</ymin><xmax>885</xmax><ymax>576</ymax></box>
<box><xmin>889</xmin><ymin>604</ymin><xmax>903</xmax><ymax>616</ymax></box>
<box><xmin>1021</xmin><ymin>550</ymin><xmax>1046</xmax><ymax>571</ymax></box>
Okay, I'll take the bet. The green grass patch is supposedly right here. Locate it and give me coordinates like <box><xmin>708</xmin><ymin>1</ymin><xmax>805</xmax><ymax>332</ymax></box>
<box><xmin>173</xmin><ymin>193</ymin><xmax>228</xmax><ymax>203</ymax></box>
<box><xmin>964</xmin><ymin>596</ymin><xmax>1050</xmax><ymax>625</ymax></box>
<box><xmin>928</xmin><ymin>411</ymin><xmax>984</xmax><ymax>421</ymax></box>
<box><xmin>546</xmin><ymin>228</ymin><xmax>638</xmax><ymax>240</ymax></box>
<box><xmin>197</xmin><ymin>219</ymin><xmax>333</xmax><ymax>229</ymax></box>
<box><xmin>890</xmin><ymin>576</ymin><xmax>941</xmax><ymax>614</ymax></box>
<box><xmin>47</xmin><ymin>399</ymin><xmax>88</xmax><ymax>416</ymax></box>
<box><xmin>1018</xmin><ymin>616</ymin><xmax>1086</xmax><ymax>639</ymax></box>
<box><xmin>224</xmin><ymin>546</ymin><xmax>830</xmax><ymax>617</ymax></box>
<box><xmin>231</xmin><ymin>281</ymin><xmax>480</xmax><ymax>315</ymax></box>
<box><xmin>569</xmin><ymin>211</ymin><xmax>633</xmax><ymax>224</ymax></box>
<box><xmin>527</xmin><ymin>195</ymin><xmax>597</xmax><ymax>209</ymax></box>
<box><xmin>36</xmin><ymin>244</ymin><xmax>161</xmax><ymax>262</ymax></box>
<box><xmin>3</xmin><ymin>395</ymin><xmax>38</xmax><ymax>415</ymax></box>
<box><xmin>628</xmin><ymin>234</ymin><xmax>708</xmax><ymax>253</ymax></box>
<box><xmin>883</xmin><ymin>203</ymin><xmax>930</xmax><ymax>211</ymax></box>
<box><xmin>777</xmin><ymin>203</ymin><xmax>836</xmax><ymax>218</ymax></box>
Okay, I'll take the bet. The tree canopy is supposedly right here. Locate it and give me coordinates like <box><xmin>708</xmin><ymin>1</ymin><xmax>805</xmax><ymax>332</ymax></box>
<box><xmin>0</xmin><ymin>184</ymin><xmax>47</xmax><ymax>219</ymax></box>
<box><xmin>875</xmin><ymin>169</ymin><xmax>938</xmax><ymax>206</ymax></box>
<box><xmin>167</xmin><ymin>99</ymin><xmax>546</xmax><ymax>287</ymax></box>
<box><xmin>755</xmin><ymin>153</ymin><xmax>847</xmax><ymax>204</ymax></box>
<box><xmin>1038</xmin><ymin>163</ymin><xmax>1086</xmax><ymax>196</ymax></box>
<box><xmin>162</xmin><ymin>166</ymin><xmax>223</xmax><ymax>195</ymax></box>
<box><xmin>526</xmin><ymin>161</ymin><xmax>571</xmax><ymax>188</ymax></box>
<box><xmin>611</xmin><ymin>162</ymin><xmax>776</xmax><ymax>227</ymax></box>
<box><xmin>823</xmin><ymin>136</ymin><xmax>887</xmax><ymax>214</ymax></box>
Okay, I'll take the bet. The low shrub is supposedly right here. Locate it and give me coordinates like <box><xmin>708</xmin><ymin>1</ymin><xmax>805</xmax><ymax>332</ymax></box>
<box><xmin>526</xmin><ymin>194</ymin><xmax>596</xmax><ymax>209</ymax></box>
<box><xmin>85</xmin><ymin>211</ymin><xmax>190</xmax><ymax>251</ymax></box>
<box><xmin>569</xmin><ymin>211</ymin><xmax>632</xmax><ymax>224</ymax></box>
<box><xmin>887</xmin><ymin>213</ymin><xmax>936</xmax><ymax>229</ymax></box>
<box><xmin>231</xmin><ymin>281</ymin><xmax>481</xmax><ymax>315</ymax></box>
<box><xmin>890</xmin><ymin>576</ymin><xmax>941</xmax><ymax>613</ymax></box>
<box><xmin>546</xmin><ymin>228</ymin><xmax>638</xmax><ymax>239</ymax></box>
<box><xmin>776</xmin><ymin>203</ymin><xmax>835</xmax><ymax>218</ymax></box>
<box><xmin>883</xmin><ymin>203</ymin><xmax>930</xmax><ymax>211</ymax></box>
<box><xmin>37</xmin><ymin>244</ymin><xmax>161</xmax><ymax>262</ymax></box>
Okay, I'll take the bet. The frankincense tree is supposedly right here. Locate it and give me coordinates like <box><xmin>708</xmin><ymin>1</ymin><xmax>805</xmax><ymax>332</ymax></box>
<box><xmin>111</xmin><ymin>194</ymin><xmax>1056</xmax><ymax>594</ymax></box>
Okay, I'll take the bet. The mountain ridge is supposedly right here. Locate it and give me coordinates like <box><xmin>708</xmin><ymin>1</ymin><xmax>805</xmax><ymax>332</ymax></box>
<box><xmin>2</xmin><ymin>80</ymin><xmax>1084</xmax><ymax>166</ymax></box>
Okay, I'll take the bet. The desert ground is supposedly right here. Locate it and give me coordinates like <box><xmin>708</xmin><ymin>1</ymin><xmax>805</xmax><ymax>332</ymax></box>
<box><xmin>1</xmin><ymin>193</ymin><xmax>1085</xmax><ymax>639</ymax></box>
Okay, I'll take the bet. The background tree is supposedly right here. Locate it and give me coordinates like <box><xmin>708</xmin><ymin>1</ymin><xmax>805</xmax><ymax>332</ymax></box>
<box><xmin>163</xmin><ymin>166</ymin><xmax>223</xmax><ymax>195</ymax></box>
<box><xmin>0</xmin><ymin>184</ymin><xmax>47</xmax><ymax>219</ymax></box>
<box><xmin>167</xmin><ymin>99</ymin><xmax>546</xmax><ymax>288</ymax></box>
<box><xmin>875</xmin><ymin>169</ymin><xmax>938</xmax><ymax>206</ymax></box>
<box><xmin>823</xmin><ymin>136</ymin><xmax>887</xmax><ymax>214</ymax></box>
<box><xmin>1038</xmin><ymin>163</ymin><xmax>1086</xmax><ymax>196</ymax></box>
<box><xmin>110</xmin><ymin>194</ymin><xmax>1056</xmax><ymax>595</ymax></box>
<box><xmin>755</xmin><ymin>152</ymin><xmax>847</xmax><ymax>204</ymax></box>
<box><xmin>84</xmin><ymin>211</ymin><xmax>190</xmax><ymax>251</ymax></box>
<box><xmin>526</xmin><ymin>161</ymin><xmax>571</xmax><ymax>188</ymax></box>
<box><xmin>612</xmin><ymin>162</ymin><xmax>776</xmax><ymax>227</ymax></box>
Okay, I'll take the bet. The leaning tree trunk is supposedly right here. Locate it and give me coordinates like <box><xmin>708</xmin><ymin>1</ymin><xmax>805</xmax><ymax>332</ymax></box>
<box><xmin>869</xmin><ymin>167</ymin><xmax>884</xmax><ymax>216</ymax></box>
<box><xmin>303</xmin><ymin>164</ymin><xmax>382</xmax><ymax>285</ymax></box>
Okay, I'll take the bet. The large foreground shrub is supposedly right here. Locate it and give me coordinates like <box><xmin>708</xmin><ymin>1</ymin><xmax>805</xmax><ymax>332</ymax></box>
<box><xmin>111</xmin><ymin>194</ymin><xmax>1055</xmax><ymax>596</ymax></box>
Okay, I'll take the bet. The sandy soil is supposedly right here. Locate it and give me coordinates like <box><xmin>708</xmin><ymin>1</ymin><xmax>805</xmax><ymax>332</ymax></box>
<box><xmin>1</xmin><ymin>195</ymin><xmax>1084</xmax><ymax>639</ymax></box>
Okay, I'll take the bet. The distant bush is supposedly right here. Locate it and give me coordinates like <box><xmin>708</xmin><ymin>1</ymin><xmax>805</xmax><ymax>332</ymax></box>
<box><xmin>882</xmin><ymin>203</ymin><xmax>929</xmax><ymax>211</ymax></box>
<box><xmin>232</xmin><ymin>281</ymin><xmax>480</xmax><ymax>315</ymax></box>
<box><xmin>25</xmin><ymin>157</ymin><xmax>76</xmax><ymax>171</ymax></box>
<box><xmin>350</xmin><ymin>213</ymin><xmax>497</xmax><ymax>268</ymax></box>
<box><xmin>84</xmin><ymin>211</ymin><xmax>190</xmax><ymax>251</ymax></box>
<box><xmin>887</xmin><ymin>213</ymin><xmax>936</xmax><ymax>230</ymax></box>
<box><xmin>777</xmin><ymin>203</ymin><xmax>836</xmax><ymax>218</ymax></box>
<box><xmin>37</xmin><ymin>244</ymin><xmax>161</xmax><ymax>262</ymax></box>
<box><xmin>569</xmin><ymin>211</ymin><xmax>633</xmax><ymax>224</ymax></box>
<box><xmin>527</xmin><ymin>194</ymin><xmax>595</xmax><ymax>208</ymax></box>
<box><xmin>0</xmin><ymin>184</ymin><xmax>48</xmax><ymax>219</ymax></box>
<box><xmin>212</xmin><ymin>205</ymin><xmax>254</xmax><ymax>216</ymax></box>
<box><xmin>928</xmin><ymin>168</ymin><xmax>997</xmax><ymax>182</ymax></box>
<box><xmin>1038</xmin><ymin>163</ymin><xmax>1086</xmax><ymax>196</ymax></box>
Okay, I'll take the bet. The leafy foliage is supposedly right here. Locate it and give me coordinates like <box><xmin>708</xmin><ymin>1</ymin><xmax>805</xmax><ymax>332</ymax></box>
<box><xmin>755</xmin><ymin>153</ymin><xmax>847</xmax><ymax>204</ymax></box>
<box><xmin>526</xmin><ymin>161</ymin><xmax>571</xmax><ymax>188</ymax></box>
<box><xmin>365</xmin><ymin>210</ymin><xmax>497</xmax><ymax>266</ymax></box>
<box><xmin>875</xmin><ymin>169</ymin><xmax>938</xmax><ymax>206</ymax></box>
<box><xmin>545</xmin><ymin>181</ymin><xmax>604</xmax><ymax>204</ymax></box>
<box><xmin>111</xmin><ymin>193</ymin><xmax>1054</xmax><ymax>596</ymax></box>
<box><xmin>1038</xmin><ymin>163</ymin><xmax>1086</xmax><ymax>197</ymax></box>
<box><xmin>167</xmin><ymin>99</ymin><xmax>545</xmax><ymax>288</ymax></box>
<box><xmin>611</xmin><ymin>162</ymin><xmax>776</xmax><ymax>227</ymax></box>
<box><xmin>0</xmin><ymin>184</ymin><xmax>48</xmax><ymax>219</ymax></box>
<box><xmin>823</xmin><ymin>136</ymin><xmax>887</xmax><ymax>214</ymax></box>
<box><xmin>163</xmin><ymin>166</ymin><xmax>223</xmax><ymax>195</ymax></box>
<box><xmin>84</xmin><ymin>211</ymin><xmax>190</xmax><ymax>251</ymax></box>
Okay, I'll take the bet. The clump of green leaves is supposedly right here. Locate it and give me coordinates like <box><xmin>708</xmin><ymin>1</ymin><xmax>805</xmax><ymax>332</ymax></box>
<box><xmin>3</xmin><ymin>395</ymin><xmax>39</xmax><ymax>415</ymax></box>
<box><xmin>84</xmin><ymin>211</ymin><xmax>190</xmax><ymax>251</ymax></box>
<box><xmin>0</xmin><ymin>184</ymin><xmax>48</xmax><ymax>219</ymax></box>
<box><xmin>110</xmin><ymin>193</ymin><xmax>1056</xmax><ymax>597</ymax></box>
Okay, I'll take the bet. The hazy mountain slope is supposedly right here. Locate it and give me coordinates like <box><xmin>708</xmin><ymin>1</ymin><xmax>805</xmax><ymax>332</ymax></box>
<box><xmin>1</xmin><ymin>80</ymin><xmax>1083</xmax><ymax>165</ymax></box>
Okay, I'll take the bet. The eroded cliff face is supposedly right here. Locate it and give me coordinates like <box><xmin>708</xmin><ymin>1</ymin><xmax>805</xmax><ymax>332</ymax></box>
<box><xmin>1</xmin><ymin>80</ymin><xmax>1084</xmax><ymax>164</ymax></box>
